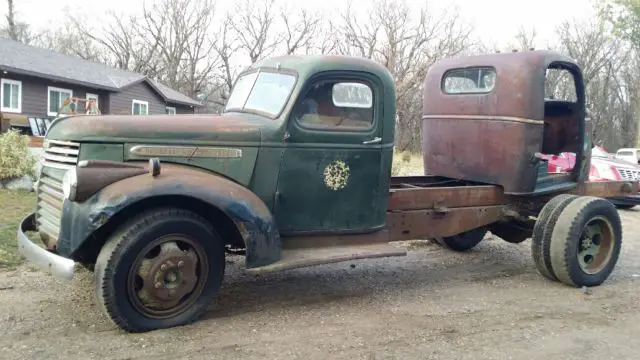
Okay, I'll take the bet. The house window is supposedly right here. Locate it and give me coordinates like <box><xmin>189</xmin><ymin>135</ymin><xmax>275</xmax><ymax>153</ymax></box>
<box><xmin>1</xmin><ymin>78</ymin><xmax>22</xmax><ymax>113</ymax></box>
<box><xmin>166</xmin><ymin>106</ymin><xmax>176</xmax><ymax>115</ymax></box>
<box><xmin>132</xmin><ymin>99</ymin><xmax>149</xmax><ymax>115</ymax></box>
<box><xmin>86</xmin><ymin>93</ymin><xmax>99</xmax><ymax>113</ymax></box>
<box><xmin>48</xmin><ymin>86</ymin><xmax>73</xmax><ymax>116</ymax></box>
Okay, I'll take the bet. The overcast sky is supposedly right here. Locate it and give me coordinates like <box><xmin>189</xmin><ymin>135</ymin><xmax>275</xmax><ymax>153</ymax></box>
<box><xmin>2</xmin><ymin>0</ymin><xmax>597</xmax><ymax>48</ymax></box>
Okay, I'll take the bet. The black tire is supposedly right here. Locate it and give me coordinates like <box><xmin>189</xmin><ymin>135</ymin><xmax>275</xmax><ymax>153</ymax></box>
<box><xmin>531</xmin><ymin>194</ymin><xmax>578</xmax><ymax>281</ymax></box>
<box><xmin>435</xmin><ymin>227</ymin><xmax>488</xmax><ymax>252</ymax></box>
<box><xmin>94</xmin><ymin>208</ymin><xmax>225</xmax><ymax>332</ymax></box>
<box><xmin>549</xmin><ymin>196</ymin><xmax>622</xmax><ymax>287</ymax></box>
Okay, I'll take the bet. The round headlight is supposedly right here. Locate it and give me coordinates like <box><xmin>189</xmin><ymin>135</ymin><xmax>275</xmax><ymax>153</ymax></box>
<box><xmin>62</xmin><ymin>167</ymin><xmax>78</xmax><ymax>200</ymax></box>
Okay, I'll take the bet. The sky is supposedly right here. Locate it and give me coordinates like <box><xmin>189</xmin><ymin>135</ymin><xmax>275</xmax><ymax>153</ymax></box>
<box><xmin>1</xmin><ymin>0</ymin><xmax>597</xmax><ymax>49</ymax></box>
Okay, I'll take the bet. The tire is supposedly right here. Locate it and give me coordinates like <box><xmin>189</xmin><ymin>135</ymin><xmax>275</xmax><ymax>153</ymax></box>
<box><xmin>549</xmin><ymin>196</ymin><xmax>622</xmax><ymax>287</ymax></box>
<box><xmin>94</xmin><ymin>208</ymin><xmax>225</xmax><ymax>333</ymax></box>
<box><xmin>435</xmin><ymin>227</ymin><xmax>488</xmax><ymax>252</ymax></box>
<box><xmin>531</xmin><ymin>194</ymin><xmax>578</xmax><ymax>281</ymax></box>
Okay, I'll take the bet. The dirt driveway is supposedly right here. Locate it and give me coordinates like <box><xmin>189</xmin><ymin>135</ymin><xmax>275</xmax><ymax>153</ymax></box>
<box><xmin>2</xmin><ymin>209</ymin><xmax>640</xmax><ymax>360</ymax></box>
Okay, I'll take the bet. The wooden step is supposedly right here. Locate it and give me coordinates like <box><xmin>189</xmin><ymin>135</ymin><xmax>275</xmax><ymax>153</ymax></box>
<box><xmin>244</xmin><ymin>243</ymin><xmax>407</xmax><ymax>275</ymax></box>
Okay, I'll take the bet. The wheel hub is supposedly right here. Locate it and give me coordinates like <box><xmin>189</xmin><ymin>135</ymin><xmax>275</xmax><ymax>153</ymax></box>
<box><xmin>134</xmin><ymin>240</ymin><xmax>201</xmax><ymax>312</ymax></box>
<box><xmin>577</xmin><ymin>217</ymin><xmax>614</xmax><ymax>274</ymax></box>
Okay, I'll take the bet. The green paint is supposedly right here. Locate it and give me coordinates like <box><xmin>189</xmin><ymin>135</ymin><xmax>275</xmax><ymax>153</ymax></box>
<box><xmin>41</xmin><ymin>55</ymin><xmax>397</xmax><ymax>236</ymax></box>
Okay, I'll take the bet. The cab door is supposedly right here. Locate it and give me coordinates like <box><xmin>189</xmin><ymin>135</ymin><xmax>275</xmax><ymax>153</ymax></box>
<box><xmin>274</xmin><ymin>71</ymin><xmax>388</xmax><ymax>235</ymax></box>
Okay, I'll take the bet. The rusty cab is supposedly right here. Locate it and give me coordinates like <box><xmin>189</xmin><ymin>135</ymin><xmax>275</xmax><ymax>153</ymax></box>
<box><xmin>17</xmin><ymin>51</ymin><xmax>637</xmax><ymax>333</ymax></box>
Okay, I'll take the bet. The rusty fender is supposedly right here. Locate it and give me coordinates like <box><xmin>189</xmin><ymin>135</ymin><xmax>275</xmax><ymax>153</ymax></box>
<box><xmin>57</xmin><ymin>161</ymin><xmax>280</xmax><ymax>268</ymax></box>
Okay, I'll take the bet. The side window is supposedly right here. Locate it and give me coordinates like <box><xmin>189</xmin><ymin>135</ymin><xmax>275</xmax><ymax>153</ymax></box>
<box><xmin>545</xmin><ymin>68</ymin><xmax>577</xmax><ymax>102</ymax></box>
<box><xmin>442</xmin><ymin>67</ymin><xmax>496</xmax><ymax>94</ymax></box>
<box><xmin>294</xmin><ymin>80</ymin><xmax>374</xmax><ymax>130</ymax></box>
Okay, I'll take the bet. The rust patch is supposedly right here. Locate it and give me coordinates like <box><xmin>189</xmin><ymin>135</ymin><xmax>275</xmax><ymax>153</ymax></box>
<box><xmin>569</xmin><ymin>181</ymin><xmax>640</xmax><ymax>198</ymax></box>
<box><xmin>388</xmin><ymin>185</ymin><xmax>505</xmax><ymax>211</ymax></box>
<box><xmin>386</xmin><ymin>205</ymin><xmax>506</xmax><ymax>241</ymax></box>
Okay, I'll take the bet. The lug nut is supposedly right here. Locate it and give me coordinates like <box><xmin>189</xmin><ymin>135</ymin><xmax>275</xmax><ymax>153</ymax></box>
<box><xmin>155</xmin><ymin>282</ymin><xmax>162</xmax><ymax>289</ymax></box>
<box><xmin>160</xmin><ymin>264</ymin><xmax>167</xmax><ymax>271</ymax></box>
<box><xmin>178</xmin><ymin>261</ymin><xmax>184</xmax><ymax>268</ymax></box>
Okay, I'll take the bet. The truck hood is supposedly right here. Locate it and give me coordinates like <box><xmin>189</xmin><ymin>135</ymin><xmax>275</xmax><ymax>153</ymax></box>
<box><xmin>45</xmin><ymin>113</ymin><xmax>263</xmax><ymax>144</ymax></box>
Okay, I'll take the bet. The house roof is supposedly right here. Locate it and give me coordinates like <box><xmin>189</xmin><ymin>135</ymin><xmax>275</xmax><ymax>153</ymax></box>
<box><xmin>0</xmin><ymin>37</ymin><xmax>202</xmax><ymax>107</ymax></box>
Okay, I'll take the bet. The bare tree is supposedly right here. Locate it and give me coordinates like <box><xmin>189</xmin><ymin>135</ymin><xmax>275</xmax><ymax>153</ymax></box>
<box><xmin>336</xmin><ymin>0</ymin><xmax>473</xmax><ymax>151</ymax></box>
<box><xmin>38</xmin><ymin>17</ymin><xmax>108</xmax><ymax>62</ymax></box>
<box><xmin>550</xmin><ymin>18</ymin><xmax>639</xmax><ymax>149</ymax></box>
<box><xmin>1</xmin><ymin>0</ymin><xmax>39</xmax><ymax>44</ymax></box>
<box><xmin>280</xmin><ymin>6</ymin><xmax>322</xmax><ymax>55</ymax></box>
<box><xmin>4</xmin><ymin>0</ymin><xmax>16</xmax><ymax>40</ymax></box>
<box><xmin>230</xmin><ymin>0</ymin><xmax>280</xmax><ymax>63</ymax></box>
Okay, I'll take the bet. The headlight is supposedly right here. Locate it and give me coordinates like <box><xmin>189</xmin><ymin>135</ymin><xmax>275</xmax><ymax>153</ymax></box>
<box><xmin>62</xmin><ymin>167</ymin><xmax>78</xmax><ymax>201</ymax></box>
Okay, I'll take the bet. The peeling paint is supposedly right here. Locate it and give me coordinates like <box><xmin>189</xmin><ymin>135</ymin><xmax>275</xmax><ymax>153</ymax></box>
<box><xmin>323</xmin><ymin>160</ymin><xmax>350</xmax><ymax>191</ymax></box>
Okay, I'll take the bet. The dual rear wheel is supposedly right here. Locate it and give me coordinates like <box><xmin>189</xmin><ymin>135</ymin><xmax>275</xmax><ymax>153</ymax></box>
<box><xmin>531</xmin><ymin>195</ymin><xmax>622</xmax><ymax>287</ymax></box>
<box><xmin>435</xmin><ymin>195</ymin><xmax>622</xmax><ymax>288</ymax></box>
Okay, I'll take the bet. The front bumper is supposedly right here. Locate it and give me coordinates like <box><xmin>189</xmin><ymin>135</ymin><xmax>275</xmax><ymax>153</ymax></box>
<box><xmin>17</xmin><ymin>213</ymin><xmax>75</xmax><ymax>281</ymax></box>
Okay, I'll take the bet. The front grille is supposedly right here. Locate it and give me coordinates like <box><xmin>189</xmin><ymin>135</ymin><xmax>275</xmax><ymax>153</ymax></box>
<box><xmin>36</xmin><ymin>139</ymin><xmax>79</xmax><ymax>247</ymax></box>
<box><xmin>616</xmin><ymin>167</ymin><xmax>640</xmax><ymax>181</ymax></box>
<box><xmin>41</xmin><ymin>139</ymin><xmax>80</xmax><ymax>170</ymax></box>
<box><xmin>37</xmin><ymin>174</ymin><xmax>64</xmax><ymax>247</ymax></box>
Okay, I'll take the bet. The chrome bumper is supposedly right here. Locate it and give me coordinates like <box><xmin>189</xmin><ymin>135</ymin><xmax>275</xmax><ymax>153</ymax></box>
<box><xmin>17</xmin><ymin>213</ymin><xmax>75</xmax><ymax>281</ymax></box>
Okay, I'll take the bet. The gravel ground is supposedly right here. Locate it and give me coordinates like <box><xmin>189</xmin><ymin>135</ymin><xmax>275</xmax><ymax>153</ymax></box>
<box><xmin>2</xmin><ymin>208</ymin><xmax>640</xmax><ymax>360</ymax></box>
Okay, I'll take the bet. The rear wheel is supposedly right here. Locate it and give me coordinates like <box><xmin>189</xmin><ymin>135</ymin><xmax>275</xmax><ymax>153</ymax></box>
<box><xmin>531</xmin><ymin>194</ymin><xmax>578</xmax><ymax>281</ymax></box>
<box><xmin>549</xmin><ymin>196</ymin><xmax>622</xmax><ymax>287</ymax></box>
<box><xmin>94</xmin><ymin>208</ymin><xmax>225</xmax><ymax>332</ymax></box>
<box><xmin>435</xmin><ymin>227</ymin><xmax>488</xmax><ymax>252</ymax></box>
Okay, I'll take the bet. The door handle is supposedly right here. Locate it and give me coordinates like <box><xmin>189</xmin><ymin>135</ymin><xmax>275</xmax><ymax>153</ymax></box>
<box><xmin>362</xmin><ymin>137</ymin><xmax>382</xmax><ymax>145</ymax></box>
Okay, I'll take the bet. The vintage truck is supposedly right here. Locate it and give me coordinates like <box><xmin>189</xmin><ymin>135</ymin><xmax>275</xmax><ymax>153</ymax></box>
<box><xmin>17</xmin><ymin>50</ymin><xmax>638</xmax><ymax>333</ymax></box>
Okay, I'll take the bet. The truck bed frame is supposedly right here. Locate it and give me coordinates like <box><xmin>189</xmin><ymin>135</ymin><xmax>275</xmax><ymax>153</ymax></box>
<box><xmin>246</xmin><ymin>176</ymin><xmax>638</xmax><ymax>274</ymax></box>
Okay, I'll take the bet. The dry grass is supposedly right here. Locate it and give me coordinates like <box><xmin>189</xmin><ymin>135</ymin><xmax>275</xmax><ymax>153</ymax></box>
<box><xmin>391</xmin><ymin>150</ymin><xmax>424</xmax><ymax>176</ymax></box>
<box><xmin>0</xmin><ymin>189</ymin><xmax>36</xmax><ymax>269</ymax></box>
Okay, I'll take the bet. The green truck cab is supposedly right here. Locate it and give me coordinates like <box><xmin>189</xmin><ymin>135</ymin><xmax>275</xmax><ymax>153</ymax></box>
<box><xmin>17</xmin><ymin>51</ymin><xmax>638</xmax><ymax>332</ymax></box>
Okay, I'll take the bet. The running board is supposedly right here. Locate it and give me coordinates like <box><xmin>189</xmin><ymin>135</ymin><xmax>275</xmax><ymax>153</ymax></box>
<box><xmin>244</xmin><ymin>243</ymin><xmax>407</xmax><ymax>275</ymax></box>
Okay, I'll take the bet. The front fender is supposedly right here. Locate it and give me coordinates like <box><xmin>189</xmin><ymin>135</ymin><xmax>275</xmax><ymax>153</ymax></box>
<box><xmin>57</xmin><ymin>162</ymin><xmax>281</xmax><ymax>268</ymax></box>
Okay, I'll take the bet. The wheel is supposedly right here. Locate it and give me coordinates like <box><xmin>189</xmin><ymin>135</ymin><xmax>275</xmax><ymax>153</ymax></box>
<box><xmin>435</xmin><ymin>227</ymin><xmax>488</xmax><ymax>252</ymax></box>
<box><xmin>94</xmin><ymin>208</ymin><xmax>225</xmax><ymax>332</ymax></box>
<box><xmin>531</xmin><ymin>194</ymin><xmax>578</xmax><ymax>281</ymax></box>
<box><xmin>549</xmin><ymin>196</ymin><xmax>622</xmax><ymax>287</ymax></box>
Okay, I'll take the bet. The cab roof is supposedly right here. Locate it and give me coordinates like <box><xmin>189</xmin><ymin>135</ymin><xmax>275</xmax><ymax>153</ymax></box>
<box><xmin>250</xmin><ymin>54</ymin><xmax>395</xmax><ymax>89</ymax></box>
<box><xmin>423</xmin><ymin>50</ymin><xmax>583</xmax><ymax>121</ymax></box>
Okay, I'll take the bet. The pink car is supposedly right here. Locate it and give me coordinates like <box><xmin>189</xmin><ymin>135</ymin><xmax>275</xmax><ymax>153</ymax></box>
<box><xmin>543</xmin><ymin>146</ymin><xmax>640</xmax><ymax>209</ymax></box>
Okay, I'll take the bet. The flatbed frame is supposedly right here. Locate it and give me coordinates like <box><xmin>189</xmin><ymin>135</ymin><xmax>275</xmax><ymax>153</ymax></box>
<box><xmin>247</xmin><ymin>176</ymin><xmax>638</xmax><ymax>274</ymax></box>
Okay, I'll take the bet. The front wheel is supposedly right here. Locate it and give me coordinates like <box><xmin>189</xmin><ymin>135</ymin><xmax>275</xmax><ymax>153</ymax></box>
<box><xmin>94</xmin><ymin>208</ymin><xmax>225</xmax><ymax>332</ymax></box>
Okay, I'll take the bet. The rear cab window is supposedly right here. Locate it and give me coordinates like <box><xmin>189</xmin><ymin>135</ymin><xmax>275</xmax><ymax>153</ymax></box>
<box><xmin>441</xmin><ymin>67</ymin><xmax>496</xmax><ymax>94</ymax></box>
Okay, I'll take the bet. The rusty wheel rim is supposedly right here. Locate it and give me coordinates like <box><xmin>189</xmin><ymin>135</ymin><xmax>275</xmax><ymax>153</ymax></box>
<box><xmin>577</xmin><ymin>216</ymin><xmax>615</xmax><ymax>275</ymax></box>
<box><xmin>127</xmin><ymin>234</ymin><xmax>209</xmax><ymax>319</ymax></box>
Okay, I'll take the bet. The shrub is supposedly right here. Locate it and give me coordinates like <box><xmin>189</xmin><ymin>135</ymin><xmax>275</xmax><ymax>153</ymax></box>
<box><xmin>0</xmin><ymin>129</ymin><xmax>36</xmax><ymax>180</ymax></box>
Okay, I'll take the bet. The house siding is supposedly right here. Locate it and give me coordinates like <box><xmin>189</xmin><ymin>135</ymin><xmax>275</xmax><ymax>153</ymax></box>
<box><xmin>109</xmin><ymin>82</ymin><xmax>166</xmax><ymax>115</ymax></box>
<box><xmin>0</xmin><ymin>73</ymin><xmax>108</xmax><ymax>118</ymax></box>
<box><xmin>168</xmin><ymin>102</ymin><xmax>196</xmax><ymax>115</ymax></box>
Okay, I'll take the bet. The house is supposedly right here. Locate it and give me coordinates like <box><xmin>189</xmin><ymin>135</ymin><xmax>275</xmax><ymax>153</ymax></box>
<box><xmin>0</xmin><ymin>37</ymin><xmax>202</xmax><ymax>126</ymax></box>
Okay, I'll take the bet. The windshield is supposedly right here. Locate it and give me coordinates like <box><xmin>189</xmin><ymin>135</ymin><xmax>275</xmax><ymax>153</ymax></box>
<box><xmin>224</xmin><ymin>69</ymin><xmax>297</xmax><ymax>118</ymax></box>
